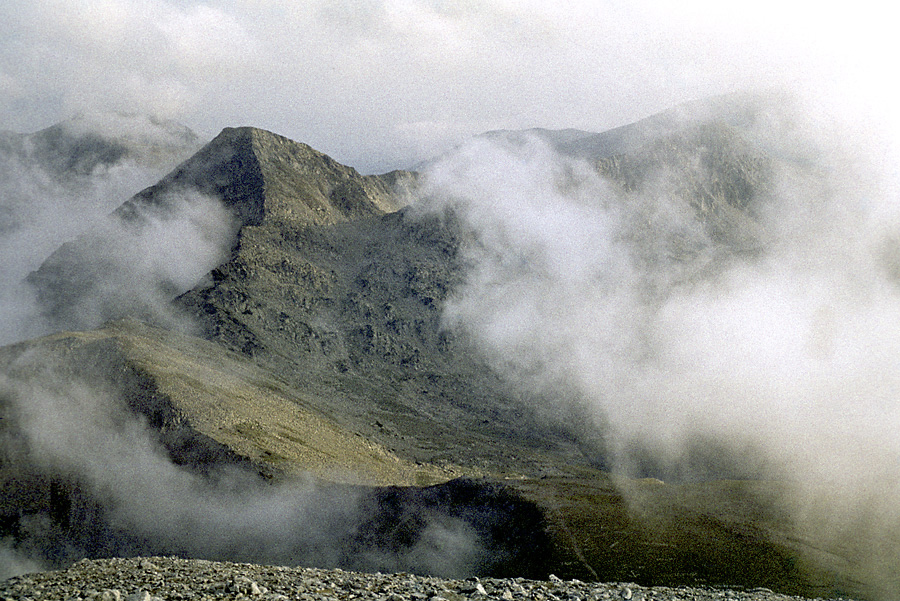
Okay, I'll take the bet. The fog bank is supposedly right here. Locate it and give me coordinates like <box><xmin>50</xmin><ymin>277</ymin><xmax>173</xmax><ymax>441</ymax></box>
<box><xmin>0</xmin><ymin>358</ymin><xmax>487</xmax><ymax>580</ymax></box>
<box><xmin>417</xmin><ymin>94</ymin><xmax>900</xmax><ymax>591</ymax></box>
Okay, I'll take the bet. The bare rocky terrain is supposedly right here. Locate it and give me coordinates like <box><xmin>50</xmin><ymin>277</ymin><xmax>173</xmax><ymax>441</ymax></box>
<box><xmin>0</xmin><ymin>556</ymin><xmax>858</xmax><ymax>601</ymax></box>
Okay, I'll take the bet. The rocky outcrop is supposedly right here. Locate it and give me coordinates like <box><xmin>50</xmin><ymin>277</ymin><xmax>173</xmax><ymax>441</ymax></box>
<box><xmin>123</xmin><ymin>126</ymin><xmax>405</xmax><ymax>228</ymax></box>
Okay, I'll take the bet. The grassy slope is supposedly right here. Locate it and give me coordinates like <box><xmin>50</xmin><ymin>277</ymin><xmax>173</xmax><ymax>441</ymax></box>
<box><xmin>0</xmin><ymin>319</ymin><xmax>464</xmax><ymax>486</ymax></box>
<box><xmin>509</xmin><ymin>475</ymin><xmax>900</xmax><ymax>600</ymax></box>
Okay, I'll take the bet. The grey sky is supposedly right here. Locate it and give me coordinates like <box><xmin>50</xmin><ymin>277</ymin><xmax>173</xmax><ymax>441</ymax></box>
<box><xmin>2</xmin><ymin>0</ymin><xmax>896</xmax><ymax>173</ymax></box>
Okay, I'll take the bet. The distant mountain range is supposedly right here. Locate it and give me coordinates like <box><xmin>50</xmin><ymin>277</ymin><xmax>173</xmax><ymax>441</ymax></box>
<box><xmin>0</xmin><ymin>112</ymin><xmax>201</xmax><ymax>178</ymax></box>
<box><xmin>1</xmin><ymin>96</ymin><xmax>896</xmax><ymax>599</ymax></box>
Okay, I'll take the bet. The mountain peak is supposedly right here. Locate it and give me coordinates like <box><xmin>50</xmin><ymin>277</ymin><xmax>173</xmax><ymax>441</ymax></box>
<box><xmin>27</xmin><ymin>126</ymin><xmax>413</xmax><ymax>333</ymax></box>
<box><xmin>129</xmin><ymin>126</ymin><xmax>404</xmax><ymax>229</ymax></box>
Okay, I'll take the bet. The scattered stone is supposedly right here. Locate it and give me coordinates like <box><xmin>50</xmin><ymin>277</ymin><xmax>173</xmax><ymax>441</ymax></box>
<box><xmin>138</xmin><ymin>560</ymin><xmax>158</xmax><ymax>571</ymax></box>
<box><xmin>0</xmin><ymin>556</ymin><xmax>860</xmax><ymax>601</ymax></box>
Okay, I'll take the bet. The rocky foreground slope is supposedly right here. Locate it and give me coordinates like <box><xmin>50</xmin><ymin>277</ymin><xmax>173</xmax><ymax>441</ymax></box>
<box><xmin>0</xmin><ymin>556</ymin><xmax>856</xmax><ymax>601</ymax></box>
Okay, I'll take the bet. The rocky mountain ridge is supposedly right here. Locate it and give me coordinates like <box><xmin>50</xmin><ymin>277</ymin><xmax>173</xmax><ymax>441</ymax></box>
<box><xmin>2</xmin><ymin>96</ymin><xmax>898</xmax><ymax>599</ymax></box>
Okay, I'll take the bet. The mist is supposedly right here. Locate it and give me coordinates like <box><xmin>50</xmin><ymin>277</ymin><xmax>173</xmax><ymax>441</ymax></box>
<box><xmin>25</xmin><ymin>189</ymin><xmax>237</xmax><ymax>336</ymax></box>
<box><xmin>416</xmin><ymin>92</ymin><xmax>900</xmax><ymax>588</ymax></box>
<box><xmin>0</xmin><ymin>355</ymin><xmax>485</xmax><ymax>580</ymax></box>
<box><xmin>0</xmin><ymin>114</ymin><xmax>206</xmax><ymax>344</ymax></box>
<box><xmin>0</xmin><ymin>153</ymin><xmax>149</xmax><ymax>342</ymax></box>
<box><xmin>2</xmin><ymin>1</ymin><xmax>897</xmax><ymax>593</ymax></box>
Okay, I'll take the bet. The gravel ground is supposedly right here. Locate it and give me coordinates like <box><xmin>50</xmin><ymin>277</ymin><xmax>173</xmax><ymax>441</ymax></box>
<box><xmin>0</xmin><ymin>556</ymin><xmax>857</xmax><ymax>601</ymax></box>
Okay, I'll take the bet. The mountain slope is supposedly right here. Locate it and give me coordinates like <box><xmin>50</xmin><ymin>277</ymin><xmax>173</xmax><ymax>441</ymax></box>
<box><xmin>176</xmin><ymin>177</ymin><xmax>599</xmax><ymax>477</ymax></box>
<box><xmin>25</xmin><ymin>107</ymin><xmax>786</xmax><ymax>479</ymax></box>
<box><xmin>24</xmin><ymin>127</ymin><xmax>406</xmax><ymax>333</ymax></box>
<box><xmin>26</xmin><ymin>123</ymin><xmax>597</xmax><ymax>477</ymax></box>
<box><xmin>0</xmin><ymin>318</ymin><xmax>463</xmax><ymax>486</ymax></box>
<box><xmin>11</xmin><ymin>98</ymin><xmax>900</xmax><ymax>598</ymax></box>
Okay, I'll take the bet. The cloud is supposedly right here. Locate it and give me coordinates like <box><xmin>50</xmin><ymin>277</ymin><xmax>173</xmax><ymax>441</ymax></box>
<box><xmin>0</xmin><ymin>114</ymin><xmax>218</xmax><ymax>345</ymax></box>
<box><xmin>23</xmin><ymin>189</ymin><xmax>237</xmax><ymax>337</ymax></box>
<box><xmin>420</xmin><ymin>99</ymin><xmax>900</xmax><ymax>464</ymax></box>
<box><xmin>5</xmin><ymin>0</ymin><xmax>894</xmax><ymax>174</ymax></box>
<box><xmin>0</xmin><ymin>357</ymin><xmax>489</xmax><ymax>578</ymax></box>
<box><xmin>0</xmin><ymin>156</ymin><xmax>155</xmax><ymax>343</ymax></box>
<box><xmin>416</xmin><ymin>99</ymin><xmax>900</xmax><ymax>587</ymax></box>
<box><xmin>2</xmin><ymin>0</ymin><xmax>259</xmax><ymax>128</ymax></box>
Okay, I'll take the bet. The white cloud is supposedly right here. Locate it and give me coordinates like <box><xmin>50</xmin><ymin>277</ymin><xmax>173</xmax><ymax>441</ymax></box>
<box><xmin>3</xmin><ymin>0</ymin><xmax>259</xmax><ymax>126</ymax></box>
<box><xmin>415</xmin><ymin>114</ymin><xmax>900</xmax><ymax>583</ymax></box>
<box><xmin>1</xmin><ymin>0</ymin><xmax>896</xmax><ymax>172</ymax></box>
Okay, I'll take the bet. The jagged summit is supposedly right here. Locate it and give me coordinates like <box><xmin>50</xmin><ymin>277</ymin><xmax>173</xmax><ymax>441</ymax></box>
<box><xmin>27</xmin><ymin>126</ymin><xmax>414</xmax><ymax>333</ymax></box>
<box><xmin>125</xmin><ymin>126</ymin><xmax>406</xmax><ymax>229</ymax></box>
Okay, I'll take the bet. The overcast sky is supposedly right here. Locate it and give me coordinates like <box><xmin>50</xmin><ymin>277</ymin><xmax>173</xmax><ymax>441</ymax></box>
<box><xmin>2</xmin><ymin>0</ymin><xmax>898</xmax><ymax>173</ymax></box>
